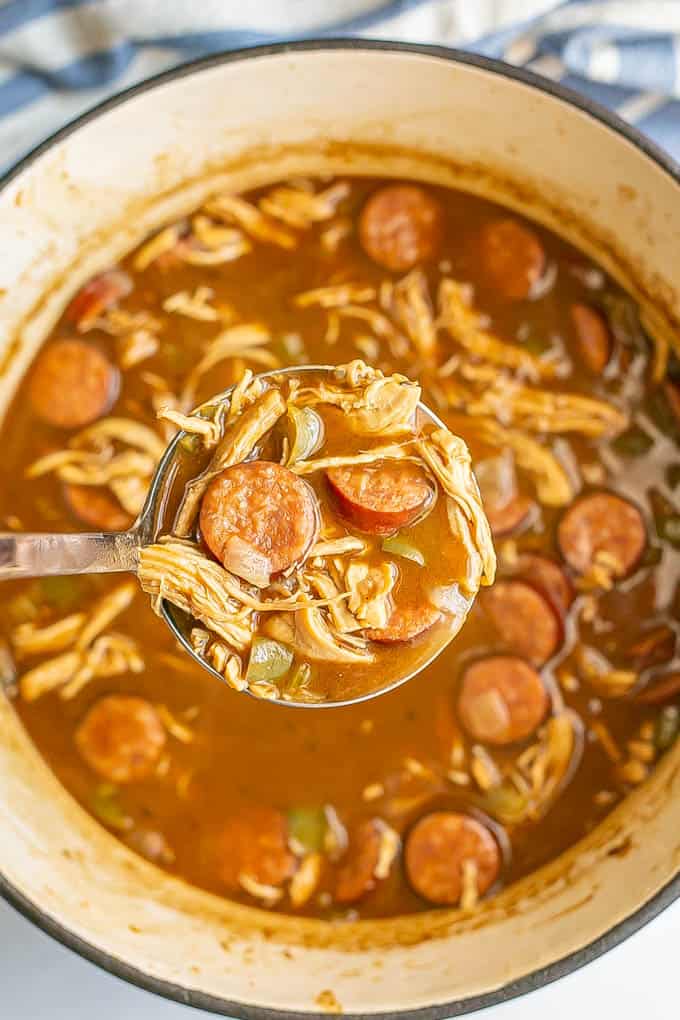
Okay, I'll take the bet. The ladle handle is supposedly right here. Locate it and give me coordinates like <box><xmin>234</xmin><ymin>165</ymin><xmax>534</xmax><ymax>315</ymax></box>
<box><xmin>0</xmin><ymin>530</ymin><xmax>140</xmax><ymax>580</ymax></box>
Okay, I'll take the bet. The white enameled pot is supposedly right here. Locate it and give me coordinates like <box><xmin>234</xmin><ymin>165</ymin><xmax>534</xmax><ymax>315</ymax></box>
<box><xmin>0</xmin><ymin>41</ymin><xmax>679</xmax><ymax>1020</ymax></box>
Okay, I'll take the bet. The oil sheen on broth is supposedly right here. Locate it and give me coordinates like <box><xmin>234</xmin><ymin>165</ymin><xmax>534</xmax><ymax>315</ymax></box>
<box><xmin>0</xmin><ymin>177</ymin><xmax>679</xmax><ymax>918</ymax></box>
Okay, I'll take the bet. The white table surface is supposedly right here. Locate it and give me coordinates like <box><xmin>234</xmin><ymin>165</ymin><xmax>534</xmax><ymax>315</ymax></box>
<box><xmin>1</xmin><ymin>893</ymin><xmax>677</xmax><ymax>1019</ymax></box>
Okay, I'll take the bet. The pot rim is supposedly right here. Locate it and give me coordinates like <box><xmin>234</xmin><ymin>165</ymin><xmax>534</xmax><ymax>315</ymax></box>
<box><xmin>2</xmin><ymin>37</ymin><xmax>679</xmax><ymax>1020</ymax></box>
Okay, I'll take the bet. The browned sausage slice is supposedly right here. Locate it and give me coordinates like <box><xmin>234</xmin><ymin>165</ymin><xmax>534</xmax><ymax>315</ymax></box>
<box><xmin>29</xmin><ymin>339</ymin><xmax>120</xmax><ymax>430</ymax></box>
<box><xmin>516</xmin><ymin>554</ymin><xmax>574</xmax><ymax>618</ymax></box>
<box><xmin>359</xmin><ymin>184</ymin><xmax>444</xmax><ymax>272</ymax></box>
<box><xmin>200</xmin><ymin>461</ymin><xmax>320</xmax><ymax>582</ymax></box>
<box><xmin>365</xmin><ymin>602</ymin><xmax>441</xmax><ymax>643</ymax></box>
<box><xmin>479</xmin><ymin>217</ymin><xmax>546</xmax><ymax>300</ymax></box>
<box><xmin>570</xmin><ymin>303</ymin><xmax>612</xmax><ymax>373</ymax></box>
<box><xmin>335</xmin><ymin>818</ymin><xmax>390</xmax><ymax>904</ymax></box>
<box><xmin>75</xmin><ymin>695</ymin><xmax>166</xmax><ymax>784</ymax></box>
<box><xmin>557</xmin><ymin>492</ymin><xmax>646</xmax><ymax>578</ymax></box>
<box><xmin>67</xmin><ymin>269</ymin><xmax>133</xmax><ymax>332</ymax></box>
<box><xmin>405</xmin><ymin>811</ymin><xmax>500</xmax><ymax>906</ymax></box>
<box><xmin>486</xmin><ymin>495</ymin><xmax>534</xmax><ymax>537</ymax></box>
<box><xmin>215</xmin><ymin>806</ymin><xmax>296</xmax><ymax>892</ymax></box>
<box><xmin>458</xmin><ymin>656</ymin><xmax>549</xmax><ymax>745</ymax></box>
<box><xmin>481</xmin><ymin>579</ymin><xmax>562</xmax><ymax>665</ymax></box>
<box><xmin>326</xmin><ymin>461</ymin><xmax>432</xmax><ymax>536</ymax></box>
<box><xmin>65</xmin><ymin>484</ymin><xmax>134</xmax><ymax>532</ymax></box>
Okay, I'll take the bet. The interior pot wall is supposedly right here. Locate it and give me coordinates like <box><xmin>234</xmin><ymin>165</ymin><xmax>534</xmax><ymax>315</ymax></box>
<box><xmin>1</xmin><ymin>47</ymin><xmax>680</xmax><ymax>1016</ymax></box>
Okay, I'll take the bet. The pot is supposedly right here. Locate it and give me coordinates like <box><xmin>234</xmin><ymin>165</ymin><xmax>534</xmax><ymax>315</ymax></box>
<box><xmin>0</xmin><ymin>40</ymin><xmax>679</xmax><ymax>1019</ymax></box>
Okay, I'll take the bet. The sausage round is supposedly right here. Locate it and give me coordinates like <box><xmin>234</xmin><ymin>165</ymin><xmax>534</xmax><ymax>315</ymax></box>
<box><xmin>365</xmin><ymin>602</ymin><xmax>441</xmax><ymax>643</ymax></box>
<box><xmin>29</xmin><ymin>339</ymin><xmax>120</xmax><ymax>430</ymax></box>
<box><xmin>405</xmin><ymin>811</ymin><xmax>501</xmax><ymax>906</ymax></box>
<box><xmin>335</xmin><ymin>818</ymin><xmax>387</xmax><ymax>904</ymax></box>
<box><xmin>458</xmin><ymin>655</ymin><xmax>549</xmax><ymax>745</ymax></box>
<box><xmin>557</xmin><ymin>492</ymin><xmax>646</xmax><ymax>577</ymax></box>
<box><xmin>358</xmin><ymin>184</ymin><xmax>444</xmax><ymax>272</ymax></box>
<box><xmin>326</xmin><ymin>461</ymin><xmax>432</xmax><ymax>536</ymax></box>
<box><xmin>479</xmin><ymin>217</ymin><xmax>546</xmax><ymax>300</ymax></box>
<box><xmin>515</xmin><ymin>554</ymin><xmax>574</xmax><ymax>618</ymax></box>
<box><xmin>570</xmin><ymin>303</ymin><xmax>612</xmax><ymax>373</ymax></box>
<box><xmin>486</xmin><ymin>495</ymin><xmax>534</xmax><ymax>537</ymax></box>
<box><xmin>75</xmin><ymin>695</ymin><xmax>166</xmax><ymax>784</ymax></box>
<box><xmin>200</xmin><ymin>461</ymin><xmax>320</xmax><ymax>579</ymax></box>
<box><xmin>215</xmin><ymin>806</ymin><xmax>296</xmax><ymax>892</ymax></box>
<box><xmin>65</xmin><ymin>484</ymin><xmax>134</xmax><ymax>532</ymax></box>
<box><xmin>481</xmin><ymin>579</ymin><xmax>562</xmax><ymax>665</ymax></box>
<box><xmin>67</xmin><ymin>269</ymin><xmax>133</xmax><ymax>332</ymax></box>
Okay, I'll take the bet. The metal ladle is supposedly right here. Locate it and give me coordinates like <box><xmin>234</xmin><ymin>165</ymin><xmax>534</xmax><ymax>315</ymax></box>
<box><xmin>0</xmin><ymin>366</ymin><xmax>465</xmax><ymax>708</ymax></box>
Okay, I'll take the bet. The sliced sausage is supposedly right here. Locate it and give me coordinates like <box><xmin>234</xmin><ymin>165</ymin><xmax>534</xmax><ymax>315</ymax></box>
<box><xmin>358</xmin><ymin>184</ymin><xmax>443</xmax><ymax>272</ymax></box>
<box><xmin>405</xmin><ymin>811</ymin><xmax>500</xmax><ymax>906</ymax></box>
<box><xmin>475</xmin><ymin>451</ymin><xmax>533</xmax><ymax>536</ymax></box>
<box><xmin>515</xmin><ymin>554</ymin><xmax>574</xmax><ymax>618</ymax></box>
<box><xmin>557</xmin><ymin>492</ymin><xmax>646</xmax><ymax>578</ymax></box>
<box><xmin>29</xmin><ymin>339</ymin><xmax>120</xmax><ymax>430</ymax></box>
<box><xmin>486</xmin><ymin>496</ymin><xmax>534</xmax><ymax>537</ymax></box>
<box><xmin>200</xmin><ymin>461</ymin><xmax>320</xmax><ymax>582</ymax></box>
<box><xmin>67</xmin><ymin>269</ymin><xmax>133</xmax><ymax>332</ymax></box>
<box><xmin>365</xmin><ymin>602</ymin><xmax>441</xmax><ymax>643</ymax></box>
<box><xmin>215</xmin><ymin>806</ymin><xmax>296</xmax><ymax>892</ymax></box>
<box><xmin>75</xmin><ymin>695</ymin><xmax>166</xmax><ymax>784</ymax></box>
<box><xmin>479</xmin><ymin>217</ymin><xmax>546</xmax><ymax>300</ymax></box>
<box><xmin>326</xmin><ymin>461</ymin><xmax>432</xmax><ymax>536</ymax></box>
<box><xmin>458</xmin><ymin>656</ymin><xmax>549</xmax><ymax>745</ymax></box>
<box><xmin>481</xmin><ymin>579</ymin><xmax>562</xmax><ymax>665</ymax></box>
<box><xmin>335</xmin><ymin>818</ymin><xmax>389</xmax><ymax>904</ymax></box>
<box><xmin>570</xmin><ymin>302</ymin><xmax>612</xmax><ymax>373</ymax></box>
<box><xmin>64</xmin><ymin>484</ymin><xmax>133</xmax><ymax>532</ymax></box>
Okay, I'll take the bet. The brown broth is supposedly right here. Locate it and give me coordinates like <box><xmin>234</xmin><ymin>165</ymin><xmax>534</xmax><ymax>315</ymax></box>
<box><xmin>0</xmin><ymin>176</ymin><xmax>679</xmax><ymax>918</ymax></box>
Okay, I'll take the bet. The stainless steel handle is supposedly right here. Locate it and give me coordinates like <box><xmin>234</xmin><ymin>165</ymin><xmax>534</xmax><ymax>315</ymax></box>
<box><xmin>0</xmin><ymin>529</ymin><xmax>141</xmax><ymax>580</ymax></box>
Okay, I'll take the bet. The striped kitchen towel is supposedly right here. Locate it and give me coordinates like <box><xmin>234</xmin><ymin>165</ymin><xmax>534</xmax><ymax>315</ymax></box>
<box><xmin>1</xmin><ymin>0</ymin><xmax>679</xmax><ymax>173</ymax></box>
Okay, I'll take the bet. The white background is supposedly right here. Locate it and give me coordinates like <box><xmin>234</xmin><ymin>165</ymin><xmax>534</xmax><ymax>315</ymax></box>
<box><xmin>1</xmin><ymin>893</ymin><xmax>677</xmax><ymax>1018</ymax></box>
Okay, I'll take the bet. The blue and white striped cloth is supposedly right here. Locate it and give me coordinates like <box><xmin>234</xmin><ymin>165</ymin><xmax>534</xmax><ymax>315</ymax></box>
<box><xmin>2</xmin><ymin>0</ymin><xmax>680</xmax><ymax>174</ymax></box>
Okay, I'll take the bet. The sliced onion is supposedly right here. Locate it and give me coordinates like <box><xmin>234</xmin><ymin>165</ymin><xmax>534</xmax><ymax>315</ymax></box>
<box><xmin>381</xmin><ymin>535</ymin><xmax>425</xmax><ymax>566</ymax></box>
<box><xmin>286</xmin><ymin>406</ymin><xmax>324</xmax><ymax>465</ymax></box>
<box><xmin>222</xmin><ymin>535</ymin><xmax>272</xmax><ymax>588</ymax></box>
<box><xmin>429</xmin><ymin>582</ymin><xmax>469</xmax><ymax>616</ymax></box>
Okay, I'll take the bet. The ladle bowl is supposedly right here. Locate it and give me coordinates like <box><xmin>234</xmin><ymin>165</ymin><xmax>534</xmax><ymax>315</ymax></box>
<box><xmin>0</xmin><ymin>364</ymin><xmax>462</xmax><ymax>708</ymax></box>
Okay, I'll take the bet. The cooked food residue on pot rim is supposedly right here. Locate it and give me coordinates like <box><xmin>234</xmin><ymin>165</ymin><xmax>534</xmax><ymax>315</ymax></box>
<box><xmin>1</xmin><ymin>175</ymin><xmax>678</xmax><ymax>917</ymax></box>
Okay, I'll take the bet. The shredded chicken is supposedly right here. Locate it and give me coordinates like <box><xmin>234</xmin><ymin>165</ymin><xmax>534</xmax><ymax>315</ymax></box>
<box><xmin>391</xmin><ymin>269</ymin><xmax>437</xmax><ymax>357</ymax></box>
<box><xmin>204</xmin><ymin>193</ymin><xmax>297</xmax><ymax>249</ymax></box>
<box><xmin>345</xmin><ymin>560</ymin><xmax>397</xmax><ymax>629</ymax></box>
<box><xmin>439</xmin><ymin>279</ymin><xmax>557</xmax><ymax>380</ymax></box>
<box><xmin>469</xmin><ymin>418</ymin><xmax>574</xmax><ymax>507</ymax></box>
<box><xmin>134</xmin><ymin>224</ymin><xmax>183</xmax><ymax>271</ymax></box>
<box><xmin>181</xmin><ymin>323</ymin><xmax>276</xmax><ymax>407</ymax></box>
<box><xmin>265</xmin><ymin>608</ymin><xmax>373</xmax><ymax>665</ymax></box>
<box><xmin>163</xmin><ymin>285</ymin><xmax>220</xmax><ymax>321</ymax></box>
<box><xmin>258</xmin><ymin>180</ymin><xmax>349</xmax><ymax>229</ymax></box>
<box><xmin>17</xmin><ymin>582</ymin><xmax>142</xmax><ymax>701</ymax></box>
<box><xmin>173</xmin><ymin>387</ymin><xmax>286</xmax><ymax>535</ymax></box>
<box><xmin>294</xmin><ymin>284</ymin><xmax>375</xmax><ymax>308</ymax></box>
<box><xmin>416</xmin><ymin>428</ymin><xmax>496</xmax><ymax>590</ymax></box>
<box><xmin>458</xmin><ymin>377</ymin><xmax>628</xmax><ymax>438</ymax></box>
